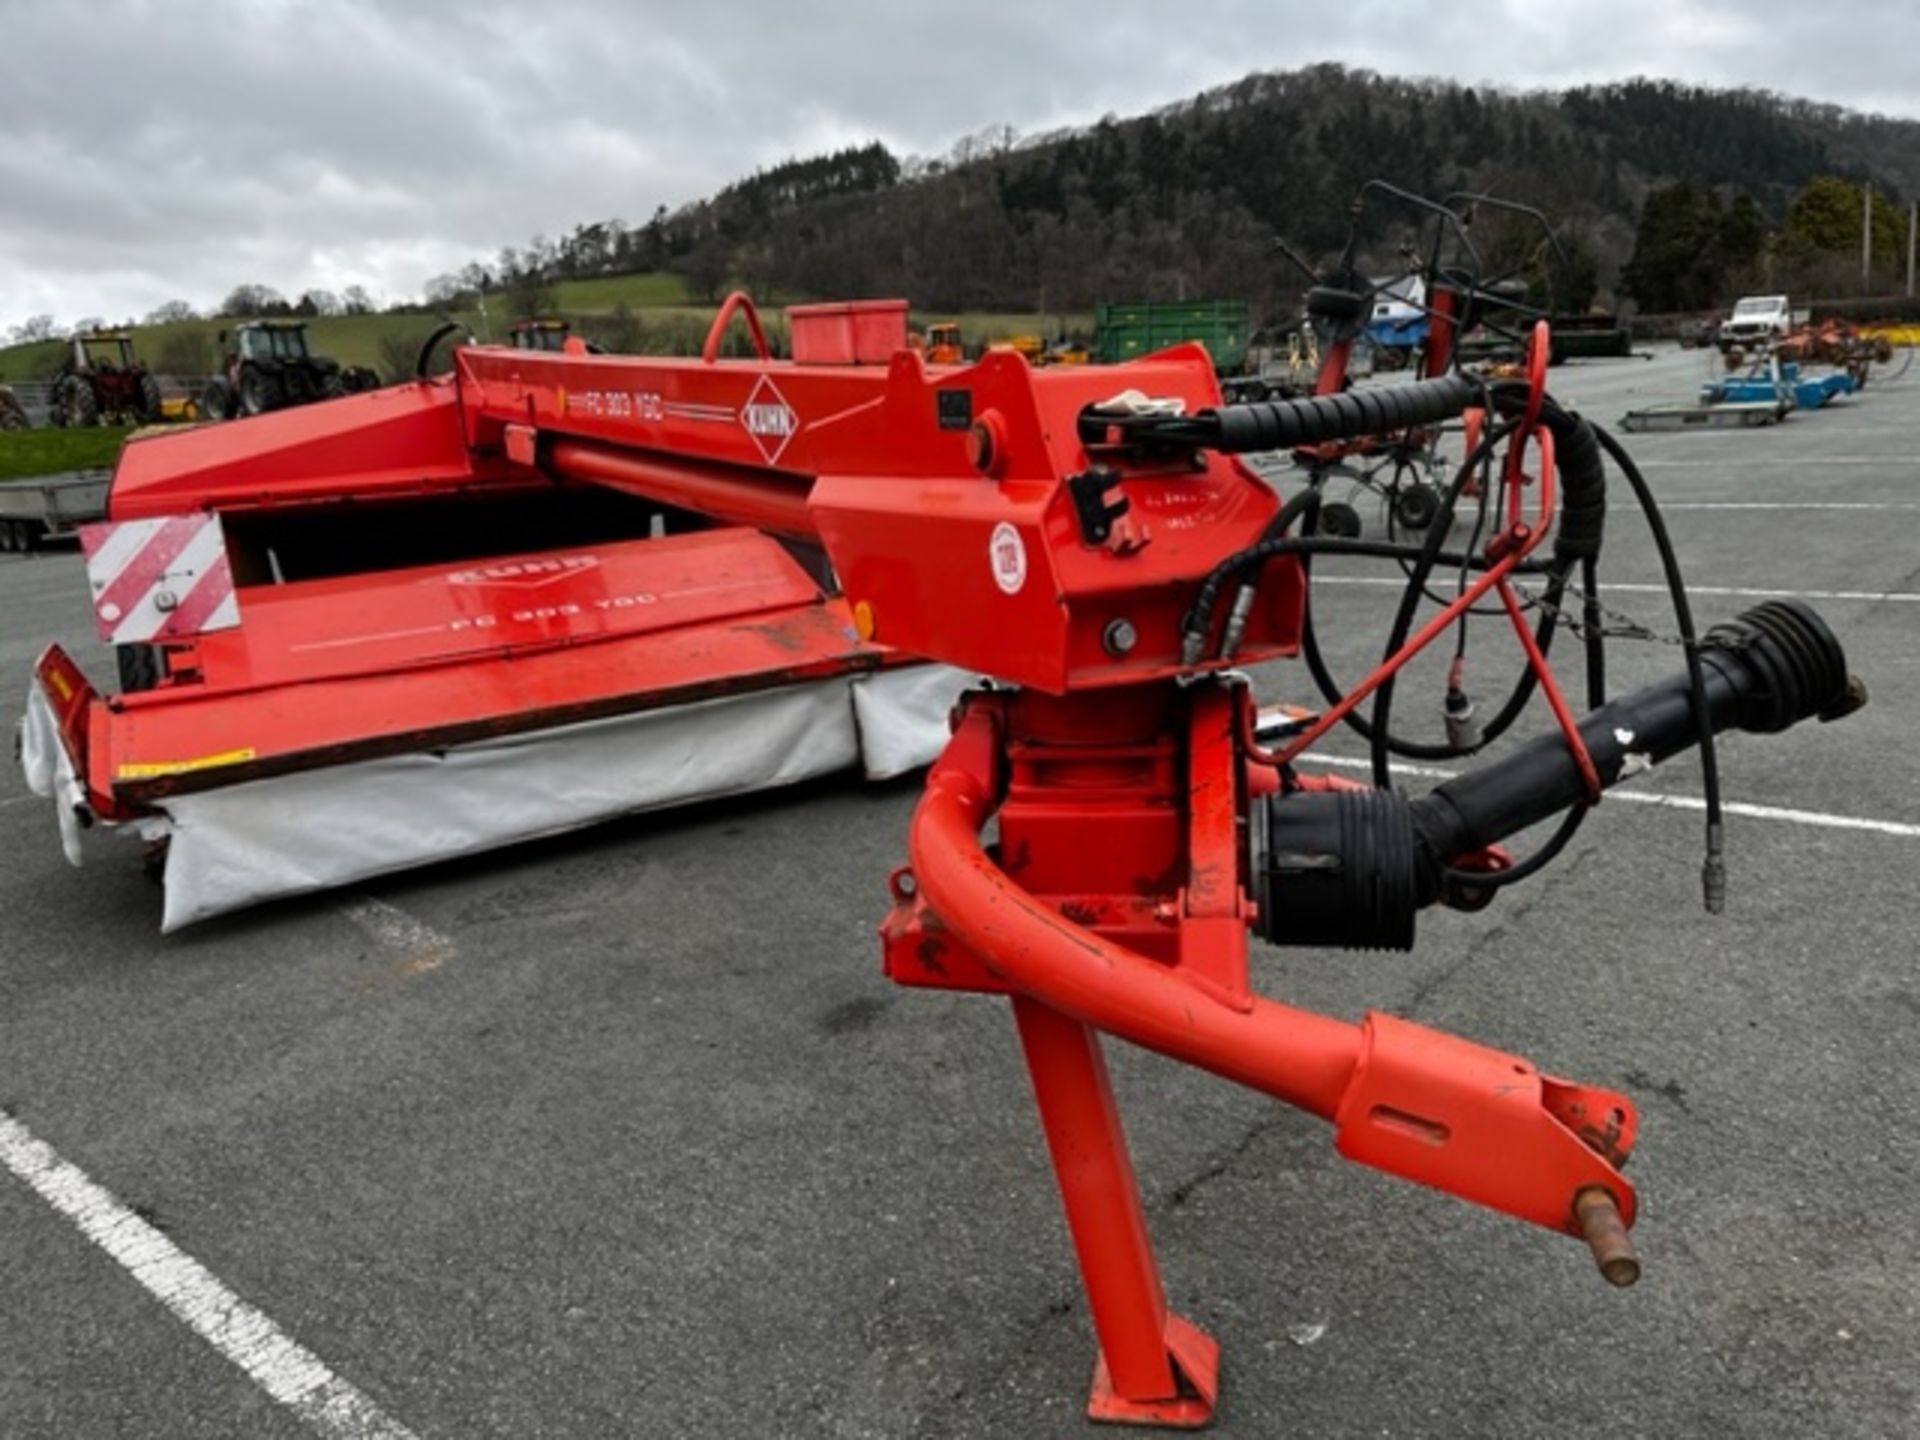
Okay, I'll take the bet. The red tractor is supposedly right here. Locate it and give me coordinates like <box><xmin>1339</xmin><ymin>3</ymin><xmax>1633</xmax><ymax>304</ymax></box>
<box><xmin>48</xmin><ymin>331</ymin><xmax>164</xmax><ymax>427</ymax></box>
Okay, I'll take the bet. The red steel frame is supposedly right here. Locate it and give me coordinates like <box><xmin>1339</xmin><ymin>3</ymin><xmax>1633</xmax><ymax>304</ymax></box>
<box><xmin>43</xmin><ymin>294</ymin><xmax>1644</xmax><ymax>1424</ymax></box>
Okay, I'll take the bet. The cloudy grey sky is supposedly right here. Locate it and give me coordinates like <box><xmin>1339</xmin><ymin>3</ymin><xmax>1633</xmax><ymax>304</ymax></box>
<box><xmin>3</xmin><ymin>0</ymin><xmax>1917</xmax><ymax>336</ymax></box>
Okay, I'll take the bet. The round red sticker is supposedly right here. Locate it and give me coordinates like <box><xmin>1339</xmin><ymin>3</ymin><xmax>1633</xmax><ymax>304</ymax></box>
<box><xmin>989</xmin><ymin>522</ymin><xmax>1027</xmax><ymax>595</ymax></box>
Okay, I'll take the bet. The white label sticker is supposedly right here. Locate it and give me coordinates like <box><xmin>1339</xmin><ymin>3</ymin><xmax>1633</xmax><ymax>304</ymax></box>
<box><xmin>989</xmin><ymin>522</ymin><xmax>1027</xmax><ymax>595</ymax></box>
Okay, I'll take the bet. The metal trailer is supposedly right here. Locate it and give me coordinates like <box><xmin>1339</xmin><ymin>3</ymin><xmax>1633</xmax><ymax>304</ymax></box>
<box><xmin>1618</xmin><ymin>352</ymin><xmax>1825</xmax><ymax>433</ymax></box>
<box><xmin>1091</xmin><ymin>298</ymin><xmax>1293</xmax><ymax>397</ymax></box>
<box><xmin>0</xmin><ymin>468</ymin><xmax>110</xmax><ymax>551</ymax></box>
<box><xmin>1618</xmin><ymin>400</ymin><xmax>1786</xmax><ymax>433</ymax></box>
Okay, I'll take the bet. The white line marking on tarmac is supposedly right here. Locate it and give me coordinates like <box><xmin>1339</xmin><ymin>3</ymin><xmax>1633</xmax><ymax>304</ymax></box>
<box><xmin>1651</xmin><ymin>502</ymin><xmax>1920</xmax><ymax>511</ymax></box>
<box><xmin>1307</xmin><ymin>755</ymin><xmax>1920</xmax><ymax>838</ymax></box>
<box><xmin>1633</xmin><ymin>457</ymin><xmax>1912</xmax><ymax>468</ymax></box>
<box><xmin>0</xmin><ymin>1110</ymin><xmax>421</xmax><ymax>1440</ymax></box>
<box><xmin>340</xmin><ymin>896</ymin><xmax>455</xmax><ymax>967</ymax></box>
<box><xmin>1309</xmin><ymin>575</ymin><xmax>1920</xmax><ymax>604</ymax></box>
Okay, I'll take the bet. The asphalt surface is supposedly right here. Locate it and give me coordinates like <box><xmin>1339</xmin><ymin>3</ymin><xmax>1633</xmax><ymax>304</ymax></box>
<box><xmin>3</xmin><ymin>345</ymin><xmax>1918</xmax><ymax>1438</ymax></box>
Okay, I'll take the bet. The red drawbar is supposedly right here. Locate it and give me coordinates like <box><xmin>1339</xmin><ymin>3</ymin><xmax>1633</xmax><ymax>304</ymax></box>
<box><xmin>888</xmin><ymin>685</ymin><xmax>1639</xmax><ymax>1423</ymax></box>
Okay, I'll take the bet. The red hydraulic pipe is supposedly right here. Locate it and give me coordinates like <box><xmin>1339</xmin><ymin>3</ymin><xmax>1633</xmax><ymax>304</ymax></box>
<box><xmin>548</xmin><ymin>438</ymin><xmax>816</xmax><ymax>537</ymax></box>
<box><xmin>906</xmin><ymin>706</ymin><xmax>1363</xmax><ymax>1120</ymax></box>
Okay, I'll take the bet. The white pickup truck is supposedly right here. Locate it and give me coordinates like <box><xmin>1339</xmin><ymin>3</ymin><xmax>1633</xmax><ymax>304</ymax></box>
<box><xmin>1719</xmin><ymin>294</ymin><xmax>1792</xmax><ymax>352</ymax></box>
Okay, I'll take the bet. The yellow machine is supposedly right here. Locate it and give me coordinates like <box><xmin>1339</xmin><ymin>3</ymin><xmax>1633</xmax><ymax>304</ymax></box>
<box><xmin>988</xmin><ymin>333</ymin><xmax>1047</xmax><ymax>362</ymax></box>
<box><xmin>923</xmin><ymin>322</ymin><xmax>965</xmax><ymax>365</ymax></box>
<box><xmin>986</xmin><ymin>333</ymin><xmax>1088</xmax><ymax>367</ymax></box>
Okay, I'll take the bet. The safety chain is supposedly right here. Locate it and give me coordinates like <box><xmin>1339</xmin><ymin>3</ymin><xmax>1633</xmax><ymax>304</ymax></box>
<box><xmin>1511</xmin><ymin>578</ymin><xmax>1690</xmax><ymax>648</ymax></box>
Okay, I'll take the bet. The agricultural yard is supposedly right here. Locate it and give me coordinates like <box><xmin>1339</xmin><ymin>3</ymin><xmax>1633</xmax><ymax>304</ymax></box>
<box><xmin>0</xmin><ymin>269</ymin><xmax>1090</xmax><ymax>383</ymax></box>
<box><xmin>1</xmin><ymin>345</ymin><xmax>1915</xmax><ymax>1437</ymax></box>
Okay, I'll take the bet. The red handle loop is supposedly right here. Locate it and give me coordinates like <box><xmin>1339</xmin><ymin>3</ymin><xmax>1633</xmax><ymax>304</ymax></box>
<box><xmin>1500</xmin><ymin>319</ymin><xmax>1551</xmax><ymax>498</ymax></box>
<box><xmin>701</xmin><ymin>290</ymin><xmax>772</xmax><ymax>365</ymax></box>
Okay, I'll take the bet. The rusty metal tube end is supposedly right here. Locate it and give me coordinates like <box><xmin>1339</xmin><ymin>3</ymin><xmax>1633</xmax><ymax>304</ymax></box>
<box><xmin>1574</xmin><ymin>1187</ymin><xmax>1640</xmax><ymax>1288</ymax></box>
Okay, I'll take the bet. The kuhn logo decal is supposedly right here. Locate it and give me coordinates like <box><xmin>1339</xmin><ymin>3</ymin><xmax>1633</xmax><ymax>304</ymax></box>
<box><xmin>446</xmin><ymin>555</ymin><xmax>600</xmax><ymax>587</ymax></box>
<box><xmin>740</xmin><ymin>375</ymin><xmax>799</xmax><ymax>464</ymax></box>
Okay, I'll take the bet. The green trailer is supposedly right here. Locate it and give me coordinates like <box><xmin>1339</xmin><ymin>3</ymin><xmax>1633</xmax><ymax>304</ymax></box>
<box><xmin>1093</xmin><ymin>300</ymin><xmax>1288</xmax><ymax>399</ymax></box>
<box><xmin>1094</xmin><ymin>300</ymin><xmax>1250</xmax><ymax>370</ymax></box>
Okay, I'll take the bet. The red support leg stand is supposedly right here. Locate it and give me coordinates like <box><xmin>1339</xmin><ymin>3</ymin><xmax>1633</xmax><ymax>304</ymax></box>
<box><xmin>1012</xmin><ymin>996</ymin><xmax>1220</xmax><ymax>1428</ymax></box>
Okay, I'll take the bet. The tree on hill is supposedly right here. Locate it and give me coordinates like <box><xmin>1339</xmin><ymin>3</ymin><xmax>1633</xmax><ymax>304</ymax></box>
<box><xmin>503</xmin><ymin>270</ymin><xmax>557</xmax><ymax>321</ymax></box>
<box><xmin>9</xmin><ymin>315</ymin><xmax>56</xmax><ymax>344</ymax></box>
<box><xmin>1620</xmin><ymin>183</ymin><xmax>1765</xmax><ymax>312</ymax></box>
<box><xmin>674</xmin><ymin>232</ymin><xmax>733</xmax><ymax>303</ymax></box>
<box><xmin>219</xmin><ymin>284</ymin><xmax>289</xmax><ymax>317</ymax></box>
<box><xmin>1776</xmin><ymin>174</ymin><xmax>1910</xmax><ymax>292</ymax></box>
<box><xmin>155</xmin><ymin>329</ymin><xmax>217</xmax><ymax>378</ymax></box>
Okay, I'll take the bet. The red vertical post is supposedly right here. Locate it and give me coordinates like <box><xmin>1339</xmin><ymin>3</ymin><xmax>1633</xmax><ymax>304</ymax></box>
<box><xmin>1012</xmin><ymin>996</ymin><xmax>1220</xmax><ymax>1427</ymax></box>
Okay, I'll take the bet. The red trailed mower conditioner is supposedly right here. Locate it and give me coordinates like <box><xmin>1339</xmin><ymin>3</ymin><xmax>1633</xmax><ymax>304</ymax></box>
<box><xmin>22</xmin><ymin>282</ymin><xmax>1859</xmax><ymax>1422</ymax></box>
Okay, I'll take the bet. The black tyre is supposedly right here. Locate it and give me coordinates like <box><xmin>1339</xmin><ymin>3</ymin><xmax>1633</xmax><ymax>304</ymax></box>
<box><xmin>202</xmin><ymin>376</ymin><xmax>236</xmax><ymax>421</ymax></box>
<box><xmin>17</xmin><ymin>519</ymin><xmax>40</xmax><ymax>553</ymax></box>
<box><xmin>1392</xmin><ymin>482</ymin><xmax>1442</xmax><ymax>532</ymax></box>
<box><xmin>238</xmin><ymin>364</ymin><xmax>285</xmax><ymax>417</ymax></box>
<box><xmin>116</xmin><ymin>643</ymin><xmax>164</xmax><ymax>693</ymax></box>
<box><xmin>341</xmin><ymin>366</ymin><xmax>380</xmax><ymax>394</ymax></box>
<box><xmin>59</xmin><ymin>376</ymin><xmax>100</xmax><ymax>428</ymax></box>
<box><xmin>137</xmin><ymin>370</ymin><xmax>165</xmax><ymax>423</ymax></box>
<box><xmin>1317</xmin><ymin>501</ymin><xmax>1363</xmax><ymax>539</ymax></box>
<box><xmin>320</xmin><ymin>370</ymin><xmax>347</xmax><ymax>400</ymax></box>
<box><xmin>0</xmin><ymin>519</ymin><xmax>15</xmax><ymax>553</ymax></box>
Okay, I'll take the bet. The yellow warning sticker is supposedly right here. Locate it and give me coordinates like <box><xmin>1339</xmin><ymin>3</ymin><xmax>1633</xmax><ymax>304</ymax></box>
<box><xmin>45</xmin><ymin>669</ymin><xmax>73</xmax><ymax>702</ymax></box>
<box><xmin>116</xmin><ymin>748</ymin><xmax>257</xmax><ymax>780</ymax></box>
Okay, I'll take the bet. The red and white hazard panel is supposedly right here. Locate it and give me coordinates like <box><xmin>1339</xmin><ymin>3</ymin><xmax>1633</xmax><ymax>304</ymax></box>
<box><xmin>78</xmin><ymin>513</ymin><xmax>240</xmax><ymax>644</ymax></box>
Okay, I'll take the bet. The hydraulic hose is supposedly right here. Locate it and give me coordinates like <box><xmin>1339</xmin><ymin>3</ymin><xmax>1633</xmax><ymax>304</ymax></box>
<box><xmin>1088</xmin><ymin>373</ymin><xmax>1480</xmax><ymax>456</ymax></box>
<box><xmin>1202</xmin><ymin>373</ymin><xmax>1480</xmax><ymax>453</ymax></box>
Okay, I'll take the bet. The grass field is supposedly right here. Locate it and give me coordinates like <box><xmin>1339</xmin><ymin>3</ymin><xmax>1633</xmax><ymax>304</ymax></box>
<box><xmin>0</xmin><ymin>270</ymin><xmax>1091</xmax><ymax>382</ymax></box>
<box><xmin>0</xmin><ymin>426</ymin><xmax>132</xmax><ymax>482</ymax></box>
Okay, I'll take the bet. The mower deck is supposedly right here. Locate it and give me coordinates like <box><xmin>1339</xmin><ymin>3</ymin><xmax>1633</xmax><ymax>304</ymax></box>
<box><xmin>24</xmin><ymin>525</ymin><xmax>966</xmax><ymax>928</ymax></box>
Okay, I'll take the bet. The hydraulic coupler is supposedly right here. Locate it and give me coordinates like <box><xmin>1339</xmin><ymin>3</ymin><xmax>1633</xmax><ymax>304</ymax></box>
<box><xmin>1253</xmin><ymin>599</ymin><xmax>1863</xmax><ymax>951</ymax></box>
